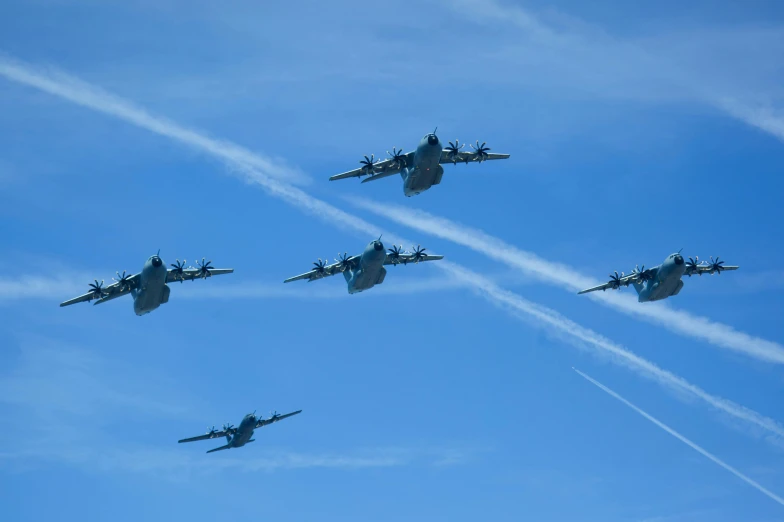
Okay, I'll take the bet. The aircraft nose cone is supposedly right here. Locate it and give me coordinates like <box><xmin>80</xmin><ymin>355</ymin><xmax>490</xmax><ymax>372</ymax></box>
<box><xmin>674</xmin><ymin>255</ymin><xmax>684</xmax><ymax>265</ymax></box>
<box><xmin>427</xmin><ymin>134</ymin><xmax>439</xmax><ymax>145</ymax></box>
<box><xmin>151</xmin><ymin>256</ymin><xmax>162</xmax><ymax>267</ymax></box>
<box><xmin>373</xmin><ymin>241</ymin><xmax>384</xmax><ymax>251</ymax></box>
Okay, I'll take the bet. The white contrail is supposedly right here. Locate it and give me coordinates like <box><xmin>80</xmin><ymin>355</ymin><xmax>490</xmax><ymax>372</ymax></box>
<box><xmin>440</xmin><ymin>262</ymin><xmax>784</xmax><ymax>446</ymax></box>
<box><xmin>0</xmin><ymin>56</ymin><xmax>310</xmax><ymax>186</ymax></box>
<box><xmin>349</xmin><ymin>198</ymin><xmax>784</xmax><ymax>365</ymax></box>
<box><xmin>2</xmin><ymin>56</ymin><xmax>782</xmax><ymax>448</ymax></box>
<box><xmin>573</xmin><ymin>368</ymin><xmax>784</xmax><ymax>508</ymax></box>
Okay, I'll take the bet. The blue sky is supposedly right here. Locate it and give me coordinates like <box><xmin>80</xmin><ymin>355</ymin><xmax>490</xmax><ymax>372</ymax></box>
<box><xmin>1</xmin><ymin>1</ymin><xmax>784</xmax><ymax>521</ymax></box>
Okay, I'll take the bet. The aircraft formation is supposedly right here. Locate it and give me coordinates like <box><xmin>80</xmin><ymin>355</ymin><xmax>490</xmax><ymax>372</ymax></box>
<box><xmin>56</xmin><ymin>129</ymin><xmax>739</xmax><ymax>453</ymax></box>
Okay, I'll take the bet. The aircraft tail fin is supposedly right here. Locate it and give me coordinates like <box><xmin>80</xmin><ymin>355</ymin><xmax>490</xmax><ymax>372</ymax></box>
<box><xmin>206</xmin><ymin>444</ymin><xmax>231</xmax><ymax>454</ymax></box>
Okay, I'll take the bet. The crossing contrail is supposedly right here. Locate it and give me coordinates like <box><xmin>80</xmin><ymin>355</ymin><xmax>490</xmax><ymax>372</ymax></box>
<box><xmin>349</xmin><ymin>198</ymin><xmax>784</xmax><ymax>366</ymax></box>
<box><xmin>574</xmin><ymin>368</ymin><xmax>784</xmax><ymax>508</ymax></box>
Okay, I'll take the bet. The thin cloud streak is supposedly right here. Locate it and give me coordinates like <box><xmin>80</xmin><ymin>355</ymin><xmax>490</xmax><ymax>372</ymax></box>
<box><xmin>574</xmin><ymin>368</ymin><xmax>784</xmax><ymax>508</ymax></box>
<box><xmin>350</xmin><ymin>198</ymin><xmax>784</xmax><ymax>365</ymax></box>
<box><xmin>0</xmin><ymin>445</ymin><xmax>431</xmax><ymax>480</ymax></box>
<box><xmin>442</xmin><ymin>0</ymin><xmax>784</xmax><ymax>144</ymax></box>
<box><xmin>440</xmin><ymin>262</ymin><xmax>784</xmax><ymax>448</ymax></box>
<box><xmin>0</xmin><ymin>336</ymin><xmax>472</xmax><ymax>478</ymax></box>
<box><xmin>0</xmin><ymin>273</ymin><xmax>472</xmax><ymax>303</ymax></box>
<box><xmin>2</xmin><ymin>57</ymin><xmax>781</xmax><ymax>449</ymax></box>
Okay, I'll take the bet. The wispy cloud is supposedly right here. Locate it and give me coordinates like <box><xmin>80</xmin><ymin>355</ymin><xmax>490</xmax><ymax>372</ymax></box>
<box><xmin>350</xmin><ymin>198</ymin><xmax>784</xmax><ymax>365</ymax></box>
<box><xmin>717</xmin><ymin>97</ymin><xmax>784</xmax><ymax>143</ymax></box>
<box><xmin>0</xmin><ymin>335</ymin><xmax>470</xmax><ymax>478</ymax></box>
<box><xmin>0</xmin><ymin>274</ymin><xmax>88</xmax><ymax>302</ymax></box>
<box><xmin>0</xmin><ymin>444</ymin><xmax>460</xmax><ymax>481</ymax></box>
<box><xmin>0</xmin><ymin>335</ymin><xmax>190</xmax><ymax>420</ymax></box>
<box><xmin>1</xmin><ymin>57</ymin><xmax>780</xmax><ymax>454</ymax></box>
<box><xmin>574</xmin><ymin>368</ymin><xmax>784</xmax><ymax>508</ymax></box>
<box><xmin>440</xmin><ymin>0</ymin><xmax>784</xmax><ymax>143</ymax></box>
<box><xmin>0</xmin><ymin>272</ymin><xmax>485</xmax><ymax>304</ymax></box>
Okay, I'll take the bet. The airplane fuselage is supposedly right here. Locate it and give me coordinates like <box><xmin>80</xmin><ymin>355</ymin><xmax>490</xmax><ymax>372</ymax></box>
<box><xmin>636</xmin><ymin>253</ymin><xmax>686</xmax><ymax>302</ymax></box>
<box><xmin>343</xmin><ymin>239</ymin><xmax>387</xmax><ymax>294</ymax></box>
<box><xmin>132</xmin><ymin>254</ymin><xmax>170</xmax><ymax>315</ymax></box>
<box><xmin>400</xmin><ymin>133</ymin><xmax>444</xmax><ymax>197</ymax></box>
<box><xmin>225</xmin><ymin>414</ymin><xmax>257</xmax><ymax>449</ymax></box>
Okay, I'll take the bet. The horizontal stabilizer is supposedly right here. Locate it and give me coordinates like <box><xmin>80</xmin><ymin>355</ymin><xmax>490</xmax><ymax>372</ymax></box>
<box><xmin>206</xmin><ymin>444</ymin><xmax>231</xmax><ymax>454</ymax></box>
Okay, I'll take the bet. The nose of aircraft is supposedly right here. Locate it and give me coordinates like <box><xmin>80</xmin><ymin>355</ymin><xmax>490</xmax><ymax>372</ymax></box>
<box><xmin>427</xmin><ymin>134</ymin><xmax>439</xmax><ymax>146</ymax></box>
<box><xmin>151</xmin><ymin>256</ymin><xmax>163</xmax><ymax>267</ymax></box>
<box><xmin>674</xmin><ymin>254</ymin><xmax>684</xmax><ymax>265</ymax></box>
<box><xmin>373</xmin><ymin>241</ymin><xmax>384</xmax><ymax>251</ymax></box>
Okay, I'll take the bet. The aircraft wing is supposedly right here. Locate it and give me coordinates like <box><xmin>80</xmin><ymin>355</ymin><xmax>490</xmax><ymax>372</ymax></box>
<box><xmin>283</xmin><ymin>255</ymin><xmax>360</xmax><ymax>283</ymax></box>
<box><xmin>60</xmin><ymin>273</ymin><xmax>141</xmax><ymax>307</ymax></box>
<box><xmin>384</xmin><ymin>251</ymin><xmax>444</xmax><ymax>266</ymax></box>
<box><xmin>683</xmin><ymin>263</ymin><xmax>739</xmax><ymax>277</ymax></box>
<box><xmin>577</xmin><ymin>267</ymin><xmax>658</xmax><ymax>295</ymax></box>
<box><xmin>440</xmin><ymin>149</ymin><xmax>510</xmax><ymax>166</ymax></box>
<box><xmin>166</xmin><ymin>267</ymin><xmax>234</xmax><ymax>283</ymax></box>
<box><xmin>329</xmin><ymin>152</ymin><xmax>415</xmax><ymax>182</ymax></box>
<box><xmin>178</xmin><ymin>426</ymin><xmax>236</xmax><ymax>444</ymax></box>
<box><xmin>255</xmin><ymin>409</ymin><xmax>302</xmax><ymax>428</ymax></box>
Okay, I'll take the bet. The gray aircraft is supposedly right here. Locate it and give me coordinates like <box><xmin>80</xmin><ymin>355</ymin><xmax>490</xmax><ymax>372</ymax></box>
<box><xmin>328</xmin><ymin>129</ymin><xmax>510</xmax><ymax>196</ymax></box>
<box><xmin>178</xmin><ymin>410</ymin><xmax>302</xmax><ymax>454</ymax></box>
<box><xmin>578</xmin><ymin>252</ymin><xmax>738</xmax><ymax>302</ymax></box>
<box><xmin>59</xmin><ymin>252</ymin><xmax>233</xmax><ymax>315</ymax></box>
<box><xmin>284</xmin><ymin>237</ymin><xmax>444</xmax><ymax>293</ymax></box>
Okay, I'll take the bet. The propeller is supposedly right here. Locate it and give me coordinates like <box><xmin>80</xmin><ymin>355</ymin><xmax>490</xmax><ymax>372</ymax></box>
<box><xmin>410</xmin><ymin>245</ymin><xmax>427</xmax><ymax>263</ymax></box>
<box><xmin>269</xmin><ymin>410</ymin><xmax>280</xmax><ymax>420</ymax></box>
<box><xmin>170</xmin><ymin>259</ymin><xmax>188</xmax><ymax>282</ymax></box>
<box><xmin>196</xmin><ymin>258</ymin><xmax>213</xmax><ymax>279</ymax></box>
<box><xmin>206</xmin><ymin>426</ymin><xmax>218</xmax><ymax>437</ymax></box>
<box><xmin>113</xmin><ymin>271</ymin><xmax>131</xmax><ymax>292</ymax></box>
<box><xmin>88</xmin><ymin>280</ymin><xmax>107</xmax><ymax>300</ymax></box>
<box><xmin>632</xmin><ymin>265</ymin><xmax>652</xmax><ymax>282</ymax></box>
<box><xmin>685</xmin><ymin>256</ymin><xmax>701</xmax><ymax>276</ymax></box>
<box><xmin>387</xmin><ymin>148</ymin><xmax>407</xmax><ymax>167</ymax></box>
<box><xmin>607</xmin><ymin>271</ymin><xmax>625</xmax><ymax>290</ymax></box>
<box><xmin>359</xmin><ymin>154</ymin><xmax>379</xmax><ymax>175</ymax></box>
<box><xmin>222</xmin><ymin>423</ymin><xmax>234</xmax><ymax>432</ymax></box>
<box><xmin>313</xmin><ymin>258</ymin><xmax>329</xmax><ymax>275</ymax></box>
<box><xmin>708</xmin><ymin>256</ymin><xmax>725</xmax><ymax>274</ymax></box>
<box><xmin>387</xmin><ymin>245</ymin><xmax>406</xmax><ymax>265</ymax></box>
<box><xmin>334</xmin><ymin>253</ymin><xmax>352</xmax><ymax>272</ymax></box>
<box><xmin>445</xmin><ymin>139</ymin><xmax>464</xmax><ymax>164</ymax></box>
<box><xmin>470</xmin><ymin>140</ymin><xmax>491</xmax><ymax>162</ymax></box>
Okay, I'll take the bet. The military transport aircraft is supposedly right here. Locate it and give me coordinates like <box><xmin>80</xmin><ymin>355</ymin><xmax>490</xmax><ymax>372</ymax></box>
<box><xmin>578</xmin><ymin>252</ymin><xmax>738</xmax><ymax>302</ymax></box>
<box><xmin>178</xmin><ymin>410</ymin><xmax>302</xmax><ymax>454</ymax></box>
<box><xmin>59</xmin><ymin>252</ymin><xmax>234</xmax><ymax>315</ymax></box>
<box><xmin>284</xmin><ymin>237</ymin><xmax>444</xmax><ymax>294</ymax></box>
<box><xmin>328</xmin><ymin>128</ymin><xmax>510</xmax><ymax>196</ymax></box>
